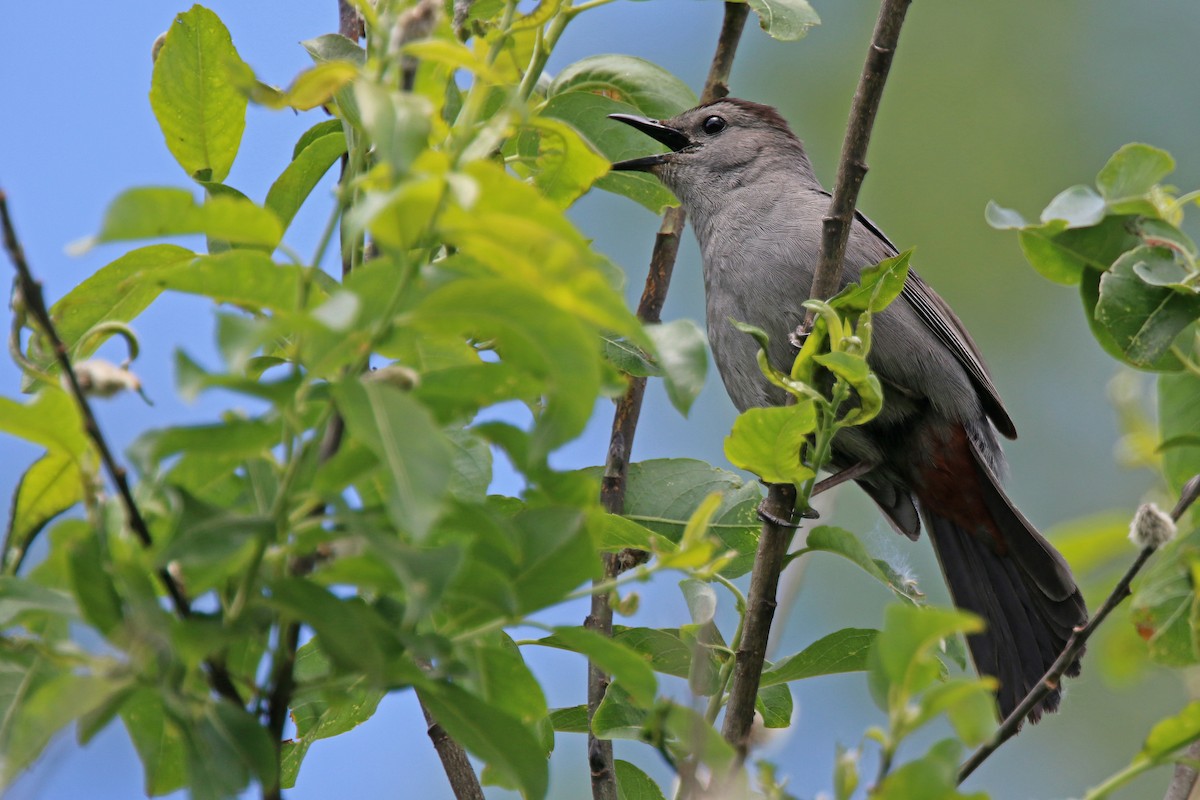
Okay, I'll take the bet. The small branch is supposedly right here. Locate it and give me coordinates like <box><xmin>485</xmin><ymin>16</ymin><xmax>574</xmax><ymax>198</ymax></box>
<box><xmin>420</xmin><ymin>699</ymin><xmax>486</xmax><ymax>800</ymax></box>
<box><xmin>1163</xmin><ymin>740</ymin><xmax>1200</xmax><ymax>800</ymax></box>
<box><xmin>263</xmin><ymin>621</ymin><xmax>300</xmax><ymax>800</ymax></box>
<box><xmin>804</xmin><ymin>0</ymin><xmax>912</xmax><ymax>324</ymax></box>
<box><xmin>585</xmin><ymin>5</ymin><xmax>749</xmax><ymax>798</ymax></box>
<box><xmin>721</xmin><ymin>0</ymin><xmax>913</xmax><ymax>765</ymax></box>
<box><xmin>958</xmin><ymin>475</ymin><xmax>1200</xmax><ymax>784</ymax></box>
<box><xmin>338</xmin><ymin>0</ymin><xmax>364</xmax><ymax>40</ymax></box>
<box><xmin>0</xmin><ymin>188</ymin><xmax>244</xmax><ymax>706</ymax></box>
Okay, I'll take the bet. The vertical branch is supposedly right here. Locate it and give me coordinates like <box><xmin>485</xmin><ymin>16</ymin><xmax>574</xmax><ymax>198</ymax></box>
<box><xmin>719</xmin><ymin>0</ymin><xmax>913</xmax><ymax>764</ymax></box>
<box><xmin>0</xmin><ymin>188</ymin><xmax>245</xmax><ymax>707</ymax></box>
<box><xmin>585</xmin><ymin>5</ymin><xmax>749</xmax><ymax>799</ymax></box>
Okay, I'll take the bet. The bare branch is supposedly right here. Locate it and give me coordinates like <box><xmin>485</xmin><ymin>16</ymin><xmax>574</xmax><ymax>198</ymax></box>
<box><xmin>421</xmin><ymin>699</ymin><xmax>486</xmax><ymax>800</ymax></box>
<box><xmin>585</xmin><ymin>5</ymin><xmax>750</xmax><ymax>798</ymax></box>
<box><xmin>720</xmin><ymin>0</ymin><xmax>913</xmax><ymax>764</ymax></box>
<box><xmin>958</xmin><ymin>474</ymin><xmax>1200</xmax><ymax>784</ymax></box>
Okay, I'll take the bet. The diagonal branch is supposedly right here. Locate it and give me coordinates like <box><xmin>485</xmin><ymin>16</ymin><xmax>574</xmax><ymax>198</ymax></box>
<box><xmin>0</xmin><ymin>188</ymin><xmax>244</xmax><ymax>706</ymax></box>
<box><xmin>720</xmin><ymin>0</ymin><xmax>913</xmax><ymax>764</ymax></box>
<box><xmin>585</xmin><ymin>5</ymin><xmax>750</xmax><ymax>799</ymax></box>
<box><xmin>959</xmin><ymin>474</ymin><xmax>1200</xmax><ymax>784</ymax></box>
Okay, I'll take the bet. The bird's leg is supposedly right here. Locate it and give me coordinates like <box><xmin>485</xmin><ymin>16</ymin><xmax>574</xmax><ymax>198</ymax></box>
<box><xmin>811</xmin><ymin>460</ymin><xmax>874</xmax><ymax>497</ymax></box>
<box><xmin>788</xmin><ymin>318</ymin><xmax>814</xmax><ymax>350</ymax></box>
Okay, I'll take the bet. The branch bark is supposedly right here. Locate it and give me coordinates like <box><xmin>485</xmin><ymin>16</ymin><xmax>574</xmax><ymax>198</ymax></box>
<box><xmin>959</xmin><ymin>474</ymin><xmax>1200</xmax><ymax>784</ymax></box>
<box><xmin>585</xmin><ymin>5</ymin><xmax>749</xmax><ymax>799</ymax></box>
<box><xmin>420</xmin><ymin>699</ymin><xmax>487</xmax><ymax>800</ymax></box>
<box><xmin>720</xmin><ymin>0</ymin><xmax>913</xmax><ymax>764</ymax></box>
<box><xmin>1164</xmin><ymin>740</ymin><xmax>1200</xmax><ymax>800</ymax></box>
<box><xmin>0</xmin><ymin>188</ymin><xmax>245</xmax><ymax>707</ymax></box>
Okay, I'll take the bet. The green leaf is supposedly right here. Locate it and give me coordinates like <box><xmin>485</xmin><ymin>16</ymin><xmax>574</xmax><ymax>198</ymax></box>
<box><xmin>912</xmin><ymin>679</ymin><xmax>997</xmax><ymax>747</ymax></box>
<box><xmin>983</xmin><ymin>201</ymin><xmax>1028</xmax><ymax>230</ymax></box>
<box><xmin>149</xmin><ymin>5</ymin><xmax>248</xmax><ymax>182</ymax></box>
<box><xmin>0</xmin><ymin>389</ymin><xmax>87</xmax><ymax>457</ymax></box>
<box><xmin>620</xmin><ymin>458</ymin><xmax>763</xmax><ymax>578</ymax></box>
<box><xmin>549</xmin><ymin>705</ymin><xmax>588</xmax><ymax>733</ymax></box>
<box><xmin>1130</xmin><ymin>529</ymin><xmax>1200</xmax><ymax>666</ymax></box>
<box><xmin>612</xmin><ymin>627</ymin><xmax>697</xmax><ymax>680</ymax></box>
<box><xmin>539</xmin><ymin>91</ymin><xmax>680</xmax><ymax>214</ymax></box>
<box><xmin>333</xmin><ymin>380</ymin><xmax>453</xmax><ymax>539</ymax></box>
<box><xmin>130</xmin><ymin>417</ymin><xmax>278</xmax><ymax>466</ymax></box>
<box><xmin>182</xmin><ymin>701</ymin><xmax>278</xmax><ymax>800</ymax></box>
<box><xmin>761</xmin><ymin>628</ymin><xmax>880</xmax><ymax>687</ymax></box>
<box><xmin>1040</xmin><ymin>184</ymin><xmax>1106</xmax><ymax>228</ymax></box>
<box><xmin>244</xmin><ymin>61</ymin><xmax>358</xmax><ymax>112</ymax></box>
<box><xmin>7</xmin><ymin>452</ymin><xmax>82</xmax><ymax>556</ymax></box>
<box><xmin>354</xmin><ymin>81</ymin><xmax>431</xmax><ymax>173</ymax></box>
<box><xmin>509</xmin><ymin>508</ymin><xmax>596</xmax><ymax>613</ymax></box>
<box><xmin>0</xmin><ymin>577</ymin><xmax>77</xmax><ymax>626</ymax></box>
<box><xmin>647</xmin><ymin>319</ymin><xmax>708</xmax><ymax>417</ymax></box>
<box><xmin>157</xmin><ymin>510</ymin><xmax>272</xmax><ymax>596</ymax></box>
<box><xmin>724</xmin><ymin>404</ymin><xmax>817</xmax><ymax>485</ymax></box>
<box><xmin>86</xmin><ymin>188</ymin><xmax>282</xmax><ymax>250</ymax></box>
<box><xmin>870</xmin><ymin>605</ymin><xmax>982</xmax><ymax>709</ymax></box>
<box><xmin>265</xmin><ymin>132</ymin><xmax>347</xmax><ymax>232</ymax></box>
<box><xmin>522</xmin><ymin>117</ymin><xmax>610</xmax><ymax>209</ymax></box>
<box><xmin>744</xmin><ymin>0</ymin><xmax>821</xmax><ymax>41</ymax></box>
<box><xmin>412</xmin><ymin>278</ymin><xmax>600</xmax><ymax>460</ymax></box>
<box><xmin>121</xmin><ymin>689</ymin><xmax>188</xmax><ymax>796</ymax></box>
<box><xmin>548</xmin><ymin>55</ymin><xmax>697</xmax><ymax>120</ymax></box>
<box><xmin>1159</xmin><ymin>370</ymin><xmax>1200</xmax><ymax>495</ymax></box>
<box><xmin>1081</xmin><ymin>267</ymin><xmax>1182</xmax><ymax>370</ymax></box>
<box><xmin>874</xmin><ymin>739</ymin><xmax>985</xmax><ymax>800</ymax></box>
<box><xmin>1097</xmin><ymin>143</ymin><xmax>1175</xmax><ymax>207</ymax></box>
<box><xmin>1096</xmin><ymin>250</ymin><xmax>1200</xmax><ymax>367</ymax></box>
<box><xmin>418</xmin><ymin>682</ymin><xmax>549</xmax><ymax>800</ymax></box>
<box><xmin>1142</xmin><ymin>700</ymin><xmax>1200</xmax><ymax>759</ymax></box>
<box><xmin>67</xmin><ymin>534</ymin><xmax>124</xmax><ymax>637</ymax></box>
<box><xmin>615</xmin><ymin>760</ymin><xmax>667</xmax><ymax>800</ymax></box>
<box><xmin>678</xmin><ymin>578</ymin><xmax>717</xmax><ymax>625</ymax></box>
<box><xmin>800</xmin><ymin>525</ymin><xmax>923</xmax><ymax>603</ymax></box>
<box><xmin>465</xmin><ymin>635</ymin><xmax>549</xmax><ymax>726</ymax></box>
<box><xmin>829</xmin><ymin>249</ymin><xmax>913</xmax><ymax>315</ymax></box>
<box><xmin>533</xmin><ymin>627</ymin><xmax>658</xmax><ymax>707</ymax></box>
<box><xmin>3</xmin><ymin>672</ymin><xmax>131</xmax><ymax>784</ymax></box>
<box><xmin>591</xmin><ymin>683</ymin><xmax>648</xmax><ymax>740</ymax></box>
<box><xmin>813</xmin><ymin>351</ymin><xmax>884</xmax><ymax>425</ymax></box>
<box><xmin>1128</xmin><ymin>246</ymin><xmax>1194</xmax><ymax>289</ymax></box>
<box><xmin>755</xmin><ymin>683</ymin><xmax>793</xmax><ymax>728</ymax></box>
<box><xmin>1016</xmin><ymin>215</ymin><xmax>1139</xmax><ymax>286</ymax></box>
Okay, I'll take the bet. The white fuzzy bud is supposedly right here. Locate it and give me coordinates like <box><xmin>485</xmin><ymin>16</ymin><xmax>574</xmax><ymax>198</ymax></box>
<box><xmin>68</xmin><ymin>359</ymin><xmax>142</xmax><ymax>399</ymax></box>
<box><xmin>1129</xmin><ymin>502</ymin><xmax>1176</xmax><ymax>550</ymax></box>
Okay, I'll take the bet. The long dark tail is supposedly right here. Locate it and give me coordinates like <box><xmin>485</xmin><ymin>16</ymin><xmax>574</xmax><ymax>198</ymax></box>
<box><xmin>920</xmin><ymin>444</ymin><xmax>1087</xmax><ymax>721</ymax></box>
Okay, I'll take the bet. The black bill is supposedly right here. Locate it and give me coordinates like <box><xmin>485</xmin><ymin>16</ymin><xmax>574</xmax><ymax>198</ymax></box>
<box><xmin>608</xmin><ymin>113</ymin><xmax>690</xmax><ymax>171</ymax></box>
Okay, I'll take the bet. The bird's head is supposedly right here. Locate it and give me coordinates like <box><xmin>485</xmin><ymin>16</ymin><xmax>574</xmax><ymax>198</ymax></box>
<box><xmin>609</xmin><ymin>98</ymin><xmax>815</xmax><ymax>203</ymax></box>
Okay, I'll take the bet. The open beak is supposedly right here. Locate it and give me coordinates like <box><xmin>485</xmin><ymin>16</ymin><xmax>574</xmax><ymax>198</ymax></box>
<box><xmin>608</xmin><ymin>114</ymin><xmax>691</xmax><ymax>171</ymax></box>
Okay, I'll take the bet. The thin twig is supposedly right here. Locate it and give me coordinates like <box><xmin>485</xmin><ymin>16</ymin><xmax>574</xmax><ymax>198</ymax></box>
<box><xmin>584</xmin><ymin>6</ymin><xmax>749</xmax><ymax>799</ymax></box>
<box><xmin>719</xmin><ymin>0</ymin><xmax>913</xmax><ymax>764</ymax></box>
<box><xmin>0</xmin><ymin>188</ymin><xmax>245</xmax><ymax>706</ymax></box>
<box><xmin>958</xmin><ymin>475</ymin><xmax>1200</xmax><ymax>784</ymax></box>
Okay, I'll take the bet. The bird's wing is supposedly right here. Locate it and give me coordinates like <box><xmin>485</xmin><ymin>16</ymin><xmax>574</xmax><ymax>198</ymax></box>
<box><xmin>821</xmin><ymin>192</ymin><xmax>1018</xmax><ymax>439</ymax></box>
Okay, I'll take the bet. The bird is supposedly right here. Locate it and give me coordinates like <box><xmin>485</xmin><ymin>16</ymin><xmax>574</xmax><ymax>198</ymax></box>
<box><xmin>609</xmin><ymin>97</ymin><xmax>1087</xmax><ymax>721</ymax></box>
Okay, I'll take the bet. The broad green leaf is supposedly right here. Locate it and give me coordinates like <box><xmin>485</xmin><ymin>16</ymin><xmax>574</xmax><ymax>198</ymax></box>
<box><xmin>646</xmin><ymin>319</ymin><xmax>707</xmax><ymax>417</ymax></box>
<box><xmin>1016</xmin><ymin>215</ymin><xmax>1139</xmax><ymax>286</ymax></box>
<box><xmin>509</xmin><ymin>508</ymin><xmax>596</xmax><ymax>613</ymax></box>
<box><xmin>1096</xmin><ymin>251</ymin><xmax>1200</xmax><ymax>367</ymax></box>
<box><xmin>86</xmin><ymin>188</ymin><xmax>282</xmax><ymax>250</ymax></box>
<box><xmin>1159</xmin><ymin>370</ymin><xmax>1200</xmax><ymax>495</ymax></box>
<box><xmin>620</xmin><ymin>458</ymin><xmax>763</xmax><ymax>577</ymax></box>
<box><xmin>1142</xmin><ymin>700</ymin><xmax>1200</xmax><ymax>759</ymax></box>
<box><xmin>0</xmin><ymin>389</ymin><xmax>87</xmax><ymax>457</ymax></box>
<box><xmin>548</xmin><ymin>705</ymin><xmax>588</xmax><ymax>733</ymax></box>
<box><xmin>1097</xmin><ymin>143</ymin><xmax>1175</xmax><ymax>208</ymax></box>
<box><xmin>799</xmin><ymin>526</ymin><xmax>923</xmax><ymax>603</ymax></box>
<box><xmin>293</xmin><ymin>119</ymin><xmax>344</xmax><ymax>160</ymax></box>
<box><xmin>813</xmin><ymin>351</ymin><xmax>883</xmax><ymax>425</ymax></box>
<box><xmin>874</xmin><ymin>739</ymin><xmax>985</xmax><ymax>800</ymax></box>
<box><xmin>744</xmin><ymin>0</ymin><xmax>821</xmax><ymax>41</ymax></box>
<box><xmin>182</xmin><ymin>702</ymin><xmax>277</xmax><ymax>800</ymax></box>
<box><xmin>7</xmin><ymin>452</ymin><xmax>82</xmax><ymax>555</ymax></box>
<box><xmin>724</xmin><ymin>404</ymin><xmax>817</xmax><ymax>485</ymax></box>
<box><xmin>130</xmin><ymin>417</ymin><xmax>278</xmax><ymax>466</ymax></box>
<box><xmin>417</xmin><ymin>682</ymin><xmax>549</xmax><ymax>800</ymax></box>
<box><xmin>521</xmin><ymin>117</ymin><xmax>610</xmax><ymax>209</ymax></box>
<box><xmin>678</xmin><ymin>578</ymin><xmax>717</xmax><ymax>626</ymax></box>
<box><xmin>0</xmin><ymin>578</ymin><xmax>77</xmax><ymax>626</ymax></box>
<box><xmin>612</xmin><ymin>627</ymin><xmax>697</xmax><ymax>680</ymax></box>
<box><xmin>656</xmin><ymin>701</ymin><xmax>737</xmax><ymax>778</ymax></box>
<box><xmin>1040</xmin><ymin>184</ymin><xmax>1106</xmax><ymax>228</ymax></box>
<box><xmin>66</xmin><ymin>534</ymin><xmax>124</xmax><ymax>637</ymax></box>
<box><xmin>45</xmin><ymin>244</ymin><xmax>194</xmax><ymax>361</ymax></box>
<box><xmin>121</xmin><ymin>689</ymin><xmax>188</xmax><ymax>796</ymax></box>
<box><xmin>267</xmin><ymin>579</ymin><xmax>397</xmax><ymax>681</ymax></box>
<box><xmin>1139</xmin><ymin>218</ymin><xmax>1197</xmax><ymax>257</ymax></box>
<box><xmin>354</xmin><ymin>81</ymin><xmax>432</xmax><ymax>173</ymax></box>
<box><xmin>615</xmin><ymin>760</ymin><xmax>666</xmax><ymax>800</ymax></box>
<box><xmin>157</xmin><ymin>511</ymin><xmax>272</xmax><ymax>596</ymax></box>
<box><xmin>3</xmin><ymin>672</ymin><xmax>130</xmax><ymax>784</ymax></box>
<box><xmin>829</xmin><ymin>249</ymin><xmax>913</xmax><ymax>315</ymax></box>
<box><xmin>465</xmin><ymin>635</ymin><xmax>549</xmax><ymax>725</ymax></box>
<box><xmin>333</xmin><ymin>380</ymin><xmax>453</xmax><ymax>539</ymax></box>
<box><xmin>540</xmin><ymin>91</ymin><xmax>679</xmax><ymax>214</ymax></box>
<box><xmin>1126</xmin><ymin>246</ymin><xmax>1194</xmax><ymax>288</ymax></box>
<box><xmin>244</xmin><ymin>61</ymin><xmax>358</xmax><ymax>111</ymax></box>
<box><xmin>301</xmin><ymin>34</ymin><xmax>366</xmax><ymax>130</ymax></box>
<box><xmin>590</xmin><ymin>513</ymin><xmax>675</xmax><ymax>554</ymax></box>
<box><xmin>412</xmin><ymin>279</ymin><xmax>600</xmax><ymax>460</ymax></box>
<box><xmin>150</xmin><ymin>5</ymin><xmax>247</xmax><ymax>182</ymax></box>
<box><xmin>870</xmin><ymin>605</ymin><xmax>982</xmax><ymax>708</ymax></box>
<box><xmin>591</xmin><ymin>683</ymin><xmax>648</xmax><ymax>740</ymax></box>
<box><xmin>983</xmin><ymin>201</ymin><xmax>1028</xmax><ymax>230</ymax></box>
<box><xmin>1130</xmin><ymin>528</ymin><xmax>1200</xmax><ymax>666</ymax></box>
<box><xmin>533</xmin><ymin>627</ymin><xmax>658</xmax><ymax>707</ymax></box>
<box><xmin>761</xmin><ymin>628</ymin><xmax>880</xmax><ymax>687</ymax></box>
<box><xmin>755</xmin><ymin>683</ymin><xmax>793</xmax><ymax>728</ymax></box>
<box><xmin>265</xmin><ymin>132</ymin><xmax>347</xmax><ymax>232</ymax></box>
<box><xmin>548</xmin><ymin>55</ymin><xmax>697</xmax><ymax>120</ymax></box>
<box><xmin>439</xmin><ymin>161</ymin><xmax>643</xmax><ymax>342</ymax></box>
<box><xmin>1081</xmin><ymin>267</ymin><xmax>1183</xmax><ymax>371</ymax></box>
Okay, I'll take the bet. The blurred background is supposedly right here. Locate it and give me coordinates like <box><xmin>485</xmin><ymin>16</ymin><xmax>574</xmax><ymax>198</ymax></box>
<box><xmin>2</xmin><ymin>0</ymin><xmax>1198</xmax><ymax>798</ymax></box>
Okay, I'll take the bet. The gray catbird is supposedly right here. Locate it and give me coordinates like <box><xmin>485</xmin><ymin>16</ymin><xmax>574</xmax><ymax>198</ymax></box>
<box><xmin>611</xmin><ymin>98</ymin><xmax>1087</xmax><ymax>720</ymax></box>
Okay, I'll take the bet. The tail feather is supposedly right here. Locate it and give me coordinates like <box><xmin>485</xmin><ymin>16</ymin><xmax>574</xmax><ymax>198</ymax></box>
<box><xmin>921</xmin><ymin>449</ymin><xmax>1087</xmax><ymax>722</ymax></box>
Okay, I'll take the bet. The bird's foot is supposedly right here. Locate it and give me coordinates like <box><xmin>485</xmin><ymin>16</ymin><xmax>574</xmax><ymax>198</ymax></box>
<box><xmin>756</xmin><ymin>500</ymin><xmax>819</xmax><ymax>528</ymax></box>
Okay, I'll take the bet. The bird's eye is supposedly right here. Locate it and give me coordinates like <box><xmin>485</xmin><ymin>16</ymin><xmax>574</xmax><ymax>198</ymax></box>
<box><xmin>702</xmin><ymin>115</ymin><xmax>726</xmax><ymax>135</ymax></box>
